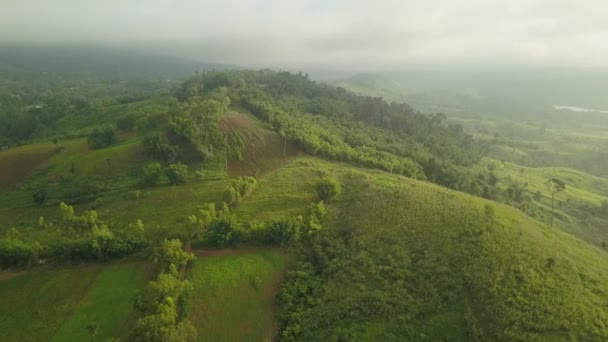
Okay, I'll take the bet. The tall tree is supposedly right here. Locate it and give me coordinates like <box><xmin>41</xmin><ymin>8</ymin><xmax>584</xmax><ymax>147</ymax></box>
<box><xmin>546</xmin><ymin>178</ymin><xmax>566</xmax><ymax>227</ymax></box>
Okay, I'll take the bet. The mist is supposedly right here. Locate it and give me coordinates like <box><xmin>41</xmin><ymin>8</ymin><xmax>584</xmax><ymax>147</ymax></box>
<box><xmin>2</xmin><ymin>0</ymin><xmax>608</xmax><ymax>70</ymax></box>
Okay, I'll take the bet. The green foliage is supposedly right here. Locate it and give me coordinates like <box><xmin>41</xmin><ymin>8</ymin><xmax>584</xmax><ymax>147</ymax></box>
<box><xmin>223</xmin><ymin>176</ymin><xmax>257</xmax><ymax>207</ymax></box>
<box><xmin>143</xmin><ymin>133</ymin><xmax>180</xmax><ymax>163</ymax></box>
<box><xmin>141</xmin><ymin>162</ymin><xmax>162</xmax><ymax>187</ymax></box>
<box><xmin>226</xmin><ymin>131</ymin><xmax>245</xmax><ymax>161</ymax></box>
<box><xmin>166</xmin><ymin>162</ymin><xmax>188</xmax><ymax>185</ymax></box>
<box><xmin>316</xmin><ymin>176</ymin><xmax>341</xmax><ymax>202</ymax></box>
<box><xmin>168</xmin><ymin>89</ymin><xmax>230</xmax><ymax>162</ymax></box>
<box><xmin>153</xmin><ymin>239</ymin><xmax>195</xmax><ymax>273</ymax></box>
<box><xmin>32</xmin><ymin>187</ymin><xmax>47</xmax><ymax>205</ymax></box>
<box><xmin>133</xmin><ymin>239</ymin><xmax>196</xmax><ymax>342</ymax></box>
<box><xmin>86</xmin><ymin>321</ymin><xmax>99</xmax><ymax>339</ymax></box>
<box><xmin>0</xmin><ymin>238</ymin><xmax>37</xmax><ymax>268</ymax></box>
<box><xmin>87</xmin><ymin>126</ymin><xmax>117</xmax><ymax>149</ymax></box>
<box><xmin>206</xmin><ymin>218</ymin><xmax>238</xmax><ymax>248</ymax></box>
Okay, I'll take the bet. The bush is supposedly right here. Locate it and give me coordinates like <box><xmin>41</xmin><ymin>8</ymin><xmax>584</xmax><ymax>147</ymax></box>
<box><xmin>206</xmin><ymin>218</ymin><xmax>238</xmax><ymax>247</ymax></box>
<box><xmin>316</xmin><ymin>176</ymin><xmax>341</xmax><ymax>202</ymax></box>
<box><xmin>223</xmin><ymin>176</ymin><xmax>257</xmax><ymax>207</ymax></box>
<box><xmin>262</xmin><ymin>218</ymin><xmax>304</xmax><ymax>246</ymax></box>
<box><xmin>0</xmin><ymin>239</ymin><xmax>36</xmax><ymax>268</ymax></box>
<box><xmin>87</xmin><ymin>126</ymin><xmax>117</xmax><ymax>149</ymax></box>
<box><xmin>32</xmin><ymin>188</ymin><xmax>47</xmax><ymax>205</ymax></box>
<box><xmin>141</xmin><ymin>162</ymin><xmax>162</xmax><ymax>187</ymax></box>
<box><xmin>165</xmin><ymin>162</ymin><xmax>188</xmax><ymax>185</ymax></box>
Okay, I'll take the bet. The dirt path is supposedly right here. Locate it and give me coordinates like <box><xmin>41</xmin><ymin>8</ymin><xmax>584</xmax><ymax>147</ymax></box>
<box><xmin>0</xmin><ymin>270</ymin><xmax>26</xmax><ymax>281</ymax></box>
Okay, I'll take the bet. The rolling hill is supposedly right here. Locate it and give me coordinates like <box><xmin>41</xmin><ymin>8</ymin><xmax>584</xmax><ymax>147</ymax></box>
<box><xmin>1</xmin><ymin>69</ymin><xmax>608</xmax><ymax>341</ymax></box>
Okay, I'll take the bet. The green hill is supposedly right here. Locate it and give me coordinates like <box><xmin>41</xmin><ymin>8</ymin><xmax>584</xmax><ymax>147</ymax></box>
<box><xmin>1</xmin><ymin>69</ymin><xmax>608</xmax><ymax>341</ymax></box>
<box><xmin>269</xmin><ymin>159</ymin><xmax>608</xmax><ymax>341</ymax></box>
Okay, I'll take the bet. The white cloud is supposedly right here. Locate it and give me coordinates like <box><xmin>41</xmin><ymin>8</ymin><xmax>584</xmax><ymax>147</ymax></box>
<box><xmin>1</xmin><ymin>0</ymin><xmax>608</xmax><ymax>68</ymax></box>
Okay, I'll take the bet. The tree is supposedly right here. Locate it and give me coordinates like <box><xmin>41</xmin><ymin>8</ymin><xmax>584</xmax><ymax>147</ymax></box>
<box><xmin>316</xmin><ymin>177</ymin><xmax>341</xmax><ymax>203</ymax></box>
<box><xmin>86</xmin><ymin>321</ymin><xmax>99</xmax><ymax>342</ymax></box>
<box><xmin>206</xmin><ymin>218</ymin><xmax>237</xmax><ymax>247</ymax></box>
<box><xmin>546</xmin><ymin>178</ymin><xmax>566</xmax><ymax>227</ymax></box>
<box><xmin>166</xmin><ymin>163</ymin><xmax>188</xmax><ymax>185</ymax></box>
<box><xmin>154</xmin><ymin>239</ymin><xmax>195</xmax><ymax>273</ymax></box>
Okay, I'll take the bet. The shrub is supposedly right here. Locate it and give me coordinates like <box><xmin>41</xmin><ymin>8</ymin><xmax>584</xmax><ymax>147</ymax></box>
<box><xmin>165</xmin><ymin>162</ymin><xmax>188</xmax><ymax>185</ymax></box>
<box><xmin>316</xmin><ymin>176</ymin><xmax>341</xmax><ymax>202</ymax></box>
<box><xmin>223</xmin><ymin>176</ymin><xmax>257</xmax><ymax>207</ymax></box>
<box><xmin>0</xmin><ymin>239</ymin><xmax>36</xmax><ymax>268</ymax></box>
<box><xmin>263</xmin><ymin>218</ymin><xmax>304</xmax><ymax>246</ymax></box>
<box><xmin>32</xmin><ymin>188</ymin><xmax>47</xmax><ymax>205</ymax></box>
<box><xmin>206</xmin><ymin>218</ymin><xmax>238</xmax><ymax>247</ymax></box>
<box><xmin>141</xmin><ymin>162</ymin><xmax>162</xmax><ymax>187</ymax></box>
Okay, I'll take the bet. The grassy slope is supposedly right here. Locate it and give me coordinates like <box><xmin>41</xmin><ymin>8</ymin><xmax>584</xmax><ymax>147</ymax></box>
<box><xmin>50</xmin><ymin>263</ymin><xmax>149</xmax><ymax>342</ymax></box>
<box><xmin>298</xmin><ymin>163</ymin><xmax>608</xmax><ymax>341</ymax></box>
<box><xmin>0</xmin><ymin>263</ymin><xmax>148</xmax><ymax>342</ymax></box>
<box><xmin>220</xmin><ymin>111</ymin><xmax>301</xmax><ymax>177</ymax></box>
<box><xmin>232</xmin><ymin>156</ymin><xmax>608</xmax><ymax>340</ymax></box>
<box><xmin>486</xmin><ymin>158</ymin><xmax>608</xmax><ymax>246</ymax></box>
<box><xmin>188</xmin><ymin>250</ymin><xmax>288</xmax><ymax>342</ymax></box>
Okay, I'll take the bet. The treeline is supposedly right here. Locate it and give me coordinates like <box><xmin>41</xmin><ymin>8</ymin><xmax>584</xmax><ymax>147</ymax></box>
<box><xmin>0</xmin><ymin>203</ymin><xmax>148</xmax><ymax>268</ymax></box>
<box><xmin>187</xmin><ymin>176</ymin><xmax>335</xmax><ymax>248</ymax></box>
<box><xmin>132</xmin><ymin>239</ymin><xmax>197</xmax><ymax>342</ymax></box>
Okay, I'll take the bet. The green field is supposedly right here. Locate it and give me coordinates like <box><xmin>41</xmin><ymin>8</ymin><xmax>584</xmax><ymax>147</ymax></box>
<box><xmin>0</xmin><ymin>262</ymin><xmax>148</xmax><ymax>342</ymax></box>
<box><xmin>188</xmin><ymin>250</ymin><xmax>288</xmax><ymax>341</ymax></box>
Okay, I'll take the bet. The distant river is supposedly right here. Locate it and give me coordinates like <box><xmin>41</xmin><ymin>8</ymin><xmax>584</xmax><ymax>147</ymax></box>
<box><xmin>553</xmin><ymin>105</ymin><xmax>608</xmax><ymax>114</ymax></box>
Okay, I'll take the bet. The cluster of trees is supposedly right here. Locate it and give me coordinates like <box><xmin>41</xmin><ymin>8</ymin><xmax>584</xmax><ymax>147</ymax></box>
<box><xmin>143</xmin><ymin>88</ymin><xmax>232</xmax><ymax>165</ymax></box>
<box><xmin>0</xmin><ymin>237</ymin><xmax>41</xmax><ymax>268</ymax></box>
<box><xmin>132</xmin><ymin>239</ymin><xmax>197</xmax><ymax>342</ymax></box>
<box><xmin>139</xmin><ymin>162</ymin><xmax>189</xmax><ymax>187</ymax></box>
<box><xmin>0</xmin><ymin>203</ymin><xmax>148</xmax><ymax>268</ymax></box>
<box><xmin>0</xmin><ymin>71</ymin><xmax>169</xmax><ymax>146</ymax></box>
<box><xmin>87</xmin><ymin>126</ymin><xmax>117</xmax><ymax>149</ymax></box>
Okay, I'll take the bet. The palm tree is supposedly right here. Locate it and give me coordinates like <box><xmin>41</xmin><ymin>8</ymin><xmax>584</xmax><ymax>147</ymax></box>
<box><xmin>546</xmin><ymin>178</ymin><xmax>566</xmax><ymax>227</ymax></box>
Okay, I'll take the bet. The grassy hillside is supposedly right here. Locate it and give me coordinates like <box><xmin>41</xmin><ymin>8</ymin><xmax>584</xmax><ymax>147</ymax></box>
<box><xmin>220</xmin><ymin>112</ymin><xmax>301</xmax><ymax>177</ymax></box>
<box><xmin>273</xmin><ymin>159</ymin><xmax>608</xmax><ymax>341</ymax></box>
<box><xmin>484</xmin><ymin>158</ymin><xmax>608</xmax><ymax>247</ymax></box>
<box><xmin>0</xmin><ymin>263</ymin><xmax>148</xmax><ymax>342</ymax></box>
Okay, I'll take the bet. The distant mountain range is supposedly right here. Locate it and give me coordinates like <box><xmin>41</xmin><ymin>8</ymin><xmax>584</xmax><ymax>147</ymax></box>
<box><xmin>0</xmin><ymin>45</ymin><xmax>235</xmax><ymax>80</ymax></box>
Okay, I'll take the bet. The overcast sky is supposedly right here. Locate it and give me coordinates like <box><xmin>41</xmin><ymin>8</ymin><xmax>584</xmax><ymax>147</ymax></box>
<box><xmin>2</xmin><ymin>0</ymin><xmax>608</xmax><ymax>70</ymax></box>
